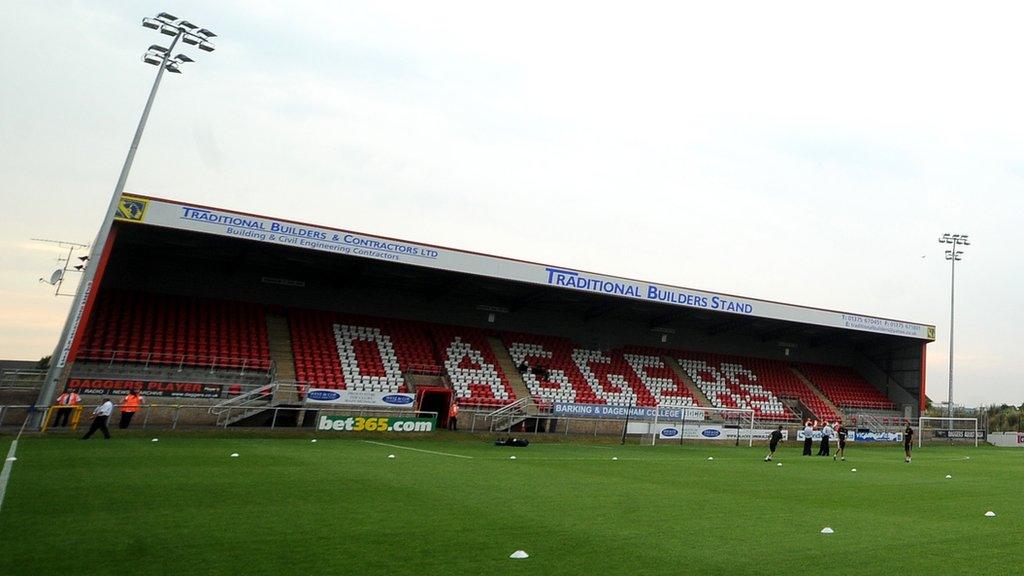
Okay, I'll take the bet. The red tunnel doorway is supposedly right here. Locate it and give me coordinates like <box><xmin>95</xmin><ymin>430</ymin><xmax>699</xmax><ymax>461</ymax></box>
<box><xmin>416</xmin><ymin>387</ymin><xmax>453</xmax><ymax>428</ymax></box>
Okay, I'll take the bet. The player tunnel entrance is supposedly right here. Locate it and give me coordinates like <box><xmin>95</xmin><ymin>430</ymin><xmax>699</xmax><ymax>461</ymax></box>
<box><xmin>416</xmin><ymin>387</ymin><xmax>453</xmax><ymax>428</ymax></box>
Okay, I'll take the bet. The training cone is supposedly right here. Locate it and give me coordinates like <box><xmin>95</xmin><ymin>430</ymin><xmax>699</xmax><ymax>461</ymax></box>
<box><xmin>510</xmin><ymin>455</ymin><xmax>517</xmax><ymax>460</ymax></box>
<box><xmin>985</xmin><ymin>511</ymin><xmax>996</xmax><ymax>517</ymax></box>
<box><xmin>311</xmin><ymin>439</ymin><xmax>318</xmax><ymax>443</ymax></box>
<box><xmin>820</xmin><ymin>527</ymin><xmax>834</xmax><ymax>534</ymax></box>
<box><xmin>945</xmin><ymin>475</ymin><xmax>952</xmax><ymax>479</ymax></box>
<box><xmin>388</xmin><ymin>454</ymin><xmax>396</xmax><ymax>459</ymax></box>
<box><xmin>151</xmin><ymin>438</ymin><xmax>159</xmax><ymax>442</ymax></box>
<box><xmin>707</xmin><ymin>456</ymin><xmax>714</xmax><ymax>461</ymax></box>
<box><xmin>509</xmin><ymin>550</ymin><xmax>529</xmax><ymax>559</ymax></box>
<box><xmin>612</xmin><ymin>457</ymin><xmax>618</xmax><ymax>461</ymax></box>
<box><xmin>230</xmin><ymin>453</ymin><xmax>239</xmax><ymax>458</ymax></box>
<box><xmin>777</xmin><ymin>463</ymin><xmax>783</xmax><ymax>467</ymax></box>
<box><xmin>851</xmin><ymin>468</ymin><xmax>857</xmax><ymax>472</ymax></box>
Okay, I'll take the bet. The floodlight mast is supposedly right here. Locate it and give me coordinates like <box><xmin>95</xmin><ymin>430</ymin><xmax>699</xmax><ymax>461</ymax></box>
<box><xmin>35</xmin><ymin>13</ymin><xmax>215</xmax><ymax>427</ymax></box>
<box><xmin>937</xmin><ymin>233</ymin><xmax>970</xmax><ymax>423</ymax></box>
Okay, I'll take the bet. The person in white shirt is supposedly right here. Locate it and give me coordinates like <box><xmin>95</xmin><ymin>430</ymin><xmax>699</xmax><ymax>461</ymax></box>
<box><xmin>818</xmin><ymin>422</ymin><xmax>834</xmax><ymax>456</ymax></box>
<box><xmin>802</xmin><ymin>422</ymin><xmax>814</xmax><ymax>456</ymax></box>
<box><xmin>81</xmin><ymin>398</ymin><xmax>114</xmax><ymax>440</ymax></box>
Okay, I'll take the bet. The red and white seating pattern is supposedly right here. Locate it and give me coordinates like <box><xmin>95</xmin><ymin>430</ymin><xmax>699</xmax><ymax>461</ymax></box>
<box><xmin>677</xmin><ymin>353</ymin><xmax>836</xmax><ymax>421</ymax></box>
<box><xmin>434</xmin><ymin>327</ymin><xmax>514</xmax><ymax>407</ymax></box>
<box><xmin>676</xmin><ymin>357</ymin><xmax>788</xmax><ymax>419</ymax></box>
<box><xmin>290</xmin><ymin>310</ymin><xmax>514</xmax><ymax>406</ymax></box>
<box><xmin>502</xmin><ymin>335</ymin><xmax>695</xmax><ymax>408</ymax></box>
<box><xmin>291</xmin><ymin>311</ymin><xmax>437</xmax><ymax>390</ymax></box>
<box><xmin>291</xmin><ymin>309</ymin><xmax>885</xmax><ymax>420</ymax></box>
<box><xmin>334</xmin><ymin>324</ymin><xmax>405</xmax><ymax>393</ymax></box>
<box><xmin>505</xmin><ymin>340</ymin><xmax>581</xmax><ymax>407</ymax></box>
<box><xmin>623</xmin><ymin>348</ymin><xmax>695</xmax><ymax>408</ymax></box>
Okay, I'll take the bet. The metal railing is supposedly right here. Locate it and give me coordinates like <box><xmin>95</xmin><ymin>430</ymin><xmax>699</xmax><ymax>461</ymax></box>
<box><xmin>76</xmin><ymin>348</ymin><xmax>274</xmax><ymax>376</ymax></box>
<box><xmin>0</xmin><ymin>403</ymin><xmax>437</xmax><ymax>432</ymax></box>
<box><xmin>485</xmin><ymin>398</ymin><xmax>529</xmax><ymax>432</ymax></box>
<box><xmin>0</xmin><ymin>369</ymin><xmax>46</xmax><ymax>390</ymax></box>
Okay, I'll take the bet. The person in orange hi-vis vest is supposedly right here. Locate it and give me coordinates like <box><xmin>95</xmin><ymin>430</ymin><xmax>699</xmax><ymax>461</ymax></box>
<box><xmin>448</xmin><ymin>401</ymin><xmax>459</xmax><ymax>431</ymax></box>
<box><xmin>119</xmin><ymin>389</ymin><xmax>145</xmax><ymax>429</ymax></box>
<box><xmin>53</xmin><ymin>388</ymin><xmax>81</xmax><ymax>428</ymax></box>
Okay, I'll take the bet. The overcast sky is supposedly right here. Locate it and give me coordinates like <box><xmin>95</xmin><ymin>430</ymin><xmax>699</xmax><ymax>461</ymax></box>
<box><xmin>1</xmin><ymin>1</ymin><xmax>1020</xmax><ymax>406</ymax></box>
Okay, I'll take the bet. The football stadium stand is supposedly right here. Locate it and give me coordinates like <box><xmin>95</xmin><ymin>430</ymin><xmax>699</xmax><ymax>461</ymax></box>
<box><xmin>797</xmin><ymin>363</ymin><xmax>896</xmax><ymax>411</ymax></box>
<box><xmin>70</xmin><ymin>291</ymin><xmax>900</xmax><ymax>423</ymax></box>
<box><xmin>34</xmin><ymin>196</ymin><xmax>931</xmax><ymax>435</ymax></box>
<box><xmin>289</xmin><ymin>310</ymin><xmax>515</xmax><ymax>407</ymax></box>
<box><xmin>676</xmin><ymin>353</ymin><xmax>833</xmax><ymax>422</ymax></box>
<box><xmin>501</xmin><ymin>335</ymin><xmax>699</xmax><ymax>409</ymax></box>
<box><xmin>76</xmin><ymin>290</ymin><xmax>270</xmax><ymax>370</ymax></box>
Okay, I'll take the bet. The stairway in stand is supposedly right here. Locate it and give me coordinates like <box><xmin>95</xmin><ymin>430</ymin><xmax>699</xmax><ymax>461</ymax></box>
<box><xmin>790</xmin><ymin>366</ymin><xmax>845</xmax><ymax>421</ymax></box>
<box><xmin>265</xmin><ymin>311</ymin><xmax>298</xmax><ymax>404</ymax></box>
<box><xmin>663</xmin><ymin>356</ymin><xmax>713</xmax><ymax>407</ymax></box>
<box><xmin>486</xmin><ymin>336</ymin><xmax>538</xmax><ymax>415</ymax></box>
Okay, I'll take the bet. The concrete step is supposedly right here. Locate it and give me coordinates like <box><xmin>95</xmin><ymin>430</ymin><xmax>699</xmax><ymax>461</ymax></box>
<box><xmin>790</xmin><ymin>366</ymin><xmax>846</xmax><ymax>421</ymax></box>
<box><xmin>486</xmin><ymin>336</ymin><xmax>539</xmax><ymax>415</ymax></box>
<box><xmin>663</xmin><ymin>356</ymin><xmax>713</xmax><ymax>408</ymax></box>
<box><xmin>265</xmin><ymin>312</ymin><xmax>296</xmax><ymax>382</ymax></box>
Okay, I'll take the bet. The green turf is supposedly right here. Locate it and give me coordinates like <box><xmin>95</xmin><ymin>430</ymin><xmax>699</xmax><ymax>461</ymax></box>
<box><xmin>0</xmin><ymin>434</ymin><xmax>1021</xmax><ymax>575</ymax></box>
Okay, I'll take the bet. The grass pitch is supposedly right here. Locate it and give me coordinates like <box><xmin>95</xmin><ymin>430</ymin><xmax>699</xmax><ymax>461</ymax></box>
<box><xmin>0</xmin><ymin>433</ymin><xmax>1021</xmax><ymax>575</ymax></box>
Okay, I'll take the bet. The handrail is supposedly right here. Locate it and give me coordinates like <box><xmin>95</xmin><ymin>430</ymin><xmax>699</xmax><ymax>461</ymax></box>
<box><xmin>488</xmin><ymin>397</ymin><xmax>528</xmax><ymax>418</ymax></box>
<box><xmin>76</xmin><ymin>348</ymin><xmax>273</xmax><ymax>374</ymax></box>
<box><xmin>209</xmin><ymin>383</ymin><xmax>274</xmax><ymax>416</ymax></box>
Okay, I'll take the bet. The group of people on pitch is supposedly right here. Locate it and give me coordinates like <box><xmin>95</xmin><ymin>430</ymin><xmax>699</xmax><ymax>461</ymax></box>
<box><xmin>763</xmin><ymin>421</ymin><xmax>915</xmax><ymax>463</ymax></box>
<box><xmin>51</xmin><ymin>388</ymin><xmax>147</xmax><ymax>439</ymax></box>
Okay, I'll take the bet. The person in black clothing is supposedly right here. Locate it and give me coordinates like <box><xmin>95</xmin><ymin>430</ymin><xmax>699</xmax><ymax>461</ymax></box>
<box><xmin>802</xmin><ymin>422</ymin><xmax>814</xmax><ymax>456</ymax></box>
<box><xmin>834</xmin><ymin>424</ymin><xmax>848</xmax><ymax>461</ymax></box>
<box><xmin>764</xmin><ymin>425</ymin><xmax>784</xmax><ymax>461</ymax></box>
<box><xmin>904</xmin><ymin>425</ymin><xmax>914</xmax><ymax>463</ymax></box>
<box><xmin>817</xmin><ymin>422</ymin><xmax>834</xmax><ymax>456</ymax></box>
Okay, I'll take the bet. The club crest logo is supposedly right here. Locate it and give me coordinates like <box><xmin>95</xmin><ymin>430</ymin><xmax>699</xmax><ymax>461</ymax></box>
<box><xmin>116</xmin><ymin>196</ymin><xmax>149</xmax><ymax>222</ymax></box>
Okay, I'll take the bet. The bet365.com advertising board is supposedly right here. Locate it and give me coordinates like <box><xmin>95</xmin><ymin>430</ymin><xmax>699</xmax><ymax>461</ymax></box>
<box><xmin>317</xmin><ymin>415</ymin><xmax>436</xmax><ymax>433</ymax></box>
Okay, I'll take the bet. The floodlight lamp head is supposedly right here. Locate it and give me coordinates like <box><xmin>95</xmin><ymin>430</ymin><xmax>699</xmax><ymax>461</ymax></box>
<box><xmin>160</xmin><ymin>26</ymin><xmax>178</xmax><ymax>37</ymax></box>
<box><xmin>198</xmin><ymin>41</ymin><xmax>215</xmax><ymax>52</ymax></box>
<box><xmin>197</xmin><ymin>28</ymin><xmax>217</xmax><ymax>38</ymax></box>
<box><xmin>165</xmin><ymin>62</ymin><xmax>182</xmax><ymax>74</ymax></box>
<box><xmin>178</xmin><ymin>20</ymin><xmax>197</xmax><ymax>30</ymax></box>
<box><xmin>142</xmin><ymin>18</ymin><xmax>161</xmax><ymax>30</ymax></box>
<box><xmin>182</xmin><ymin>36</ymin><xmax>199</xmax><ymax>46</ymax></box>
<box><xmin>148</xmin><ymin>44</ymin><xmax>169</xmax><ymax>53</ymax></box>
<box><xmin>143</xmin><ymin>55</ymin><xmax>162</xmax><ymax>66</ymax></box>
<box><xmin>175</xmin><ymin>54</ymin><xmax>194</xmax><ymax>63</ymax></box>
<box><xmin>156</xmin><ymin>12</ymin><xmax>178</xmax><ymax>22</ymax></box>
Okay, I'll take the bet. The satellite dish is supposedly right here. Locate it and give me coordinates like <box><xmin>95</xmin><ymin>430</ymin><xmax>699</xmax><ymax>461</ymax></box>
<box><xmin>49</xmin><ymin>269</ymin><xmax>63</xmax><ymax>285</ymax></box>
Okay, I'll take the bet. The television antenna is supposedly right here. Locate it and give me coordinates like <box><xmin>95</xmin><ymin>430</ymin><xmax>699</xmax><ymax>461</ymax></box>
<box><xmin>32</xmin><ymin>238</ymin><xmax>89</xmax><ymax>297</ymax></box>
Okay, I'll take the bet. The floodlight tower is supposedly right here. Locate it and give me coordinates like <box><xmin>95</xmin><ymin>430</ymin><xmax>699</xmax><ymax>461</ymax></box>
<box><xmin>938</xmin><ymin>232</ymin><xmax>970</xmax><ymax>421</ymax></box>
<box><xmin>36</xmin><ymin>13</ymin><xmax>216</xmax><ymax>424</ymax></box>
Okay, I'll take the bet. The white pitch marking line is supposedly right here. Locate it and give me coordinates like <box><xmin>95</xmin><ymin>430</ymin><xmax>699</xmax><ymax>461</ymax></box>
<box><xmin>0</xmin><ymin>440</ymin><xmax>19</xmax><ymax>515</ymax></box>
<box><xmin>362</xmin><ymin>440</ymin><xmax>473</xmax><ymax>459</ymax></box>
